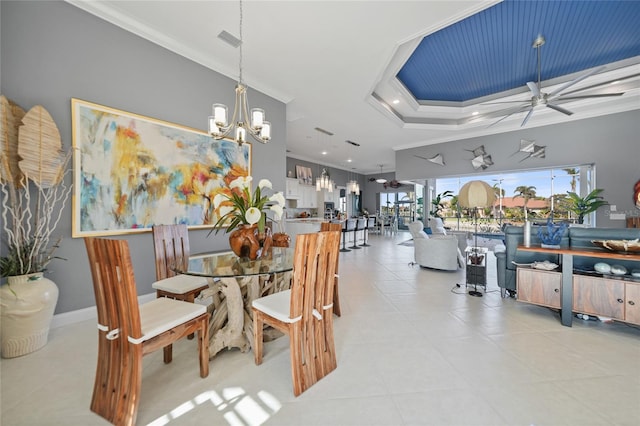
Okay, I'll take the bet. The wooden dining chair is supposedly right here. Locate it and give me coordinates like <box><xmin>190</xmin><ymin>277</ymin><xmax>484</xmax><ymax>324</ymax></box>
<box><xmin>152</xmin><ymin>224</ymin><xmax>210</xmax><ymax>346</ymax></box>
<box><xmin>252</xmin><ymin>230</ymin><xmax>341</xmax><ymax>396</ymax></box>
<box><xmin>320</xmin><ymin>222</ymin><xmax>343</xmax><ymax>316</ymax></box>
<box><xmin>85</xmin><ymin>238</ymin><xmax>123</xmax><ymax>425</ymax></box>
<box><xmin>85</xmin><ymin>237</ymin><xmax>210</xmax><ymax>426</ymax></box>
<box><xmin>151</xmin><ymin>224</ymin><xmax>209</xmax><ymax>304</ymax></box>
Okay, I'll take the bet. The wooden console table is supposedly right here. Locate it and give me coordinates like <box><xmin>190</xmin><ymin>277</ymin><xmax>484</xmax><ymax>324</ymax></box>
<box><xmin>517</xmin><ymin>245</ymin><xmax>640</xmax><ymax>327</ymax></box>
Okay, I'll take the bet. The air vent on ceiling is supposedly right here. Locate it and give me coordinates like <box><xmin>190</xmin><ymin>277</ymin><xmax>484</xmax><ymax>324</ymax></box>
<box><xmin>345</xmin><ymin>140</ymin><xmax>360</xmax><ymax>146</ymax></box>
<box><xmin>218</xmin><ymin>30</ymin><xmax>241</xmax><ymax>48</ymax></box>
<box><xmin>314</xmin><ymin>127</ymin><xmax>334</xmax><ymax>136</ymax></box>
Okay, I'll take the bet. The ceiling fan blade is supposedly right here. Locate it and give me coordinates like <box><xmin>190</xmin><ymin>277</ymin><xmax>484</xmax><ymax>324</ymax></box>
<box><xmin>558</xmin><ymin>92</ymin><xmax>625</xmax><ymax>100</ymax></box>
<box><xmin>526</xmin><ymin>81</ymin><xmax>540</xmax><ymax>97</ymax></box>
<box><xmin>561</xmin><ymin>73</ymin><xmax>639</xmax><ymax>96</ymax></box>
<box><xmin>487</xmin><ymin>106</ymin><xmax>530</xmax><ymax>128</ymax></box>
<box><xmin>520</xmin><ymin>108</ymin><xmax>534</xmax><ymax>127</ymax></box>
<box><xmin>548</xmin><ymin>66</ymin><xmax>606</xmax><ymax>98</ymax></box>
<box><xmin>546</xmin><ymin>103</ymin><xmax>573</xmax><ymax>116</ymax></box>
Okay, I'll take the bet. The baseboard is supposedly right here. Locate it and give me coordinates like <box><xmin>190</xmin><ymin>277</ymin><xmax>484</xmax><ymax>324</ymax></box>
<box><xmin>50</xmin><ymin>292</ymin><xmax>156</xmax><ymax>329</ymax></box>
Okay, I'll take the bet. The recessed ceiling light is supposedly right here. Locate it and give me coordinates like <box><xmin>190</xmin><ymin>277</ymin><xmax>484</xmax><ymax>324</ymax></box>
<box><xmin>472</xmin><ymin>111</ymin><xmax>479</xmax><ymax>116</ymax></box>
<box><xmin>392</xmin><ymin>99</ymin><xmax>400</xmax><ymax>104</ymax></box>
<box><xmin>347</xmin><ymin>158</ymin><xmax>352</xmax><ymax>163</ymax></box>
<box><xmin>322</xmin><ymin>151</ymin><xmax>327</xmax><ymax>155</ymax></box>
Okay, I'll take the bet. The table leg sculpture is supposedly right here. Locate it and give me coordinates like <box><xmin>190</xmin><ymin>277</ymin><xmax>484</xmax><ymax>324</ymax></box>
<box><xmin>200</xmin><ymin>266</ymin><xmax>292</xmax><ymax>358</ymax></box>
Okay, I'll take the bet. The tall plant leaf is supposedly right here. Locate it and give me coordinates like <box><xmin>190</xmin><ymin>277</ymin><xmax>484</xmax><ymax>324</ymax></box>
<box><xmin>0</xmin><ymin>95</ymin><xmax>26</xmax><ymax>186</ymax></box>
<box><xmin>17</xmin><ymin>105</ymin><xmax>64</xmax><ymax>187</ymax></box>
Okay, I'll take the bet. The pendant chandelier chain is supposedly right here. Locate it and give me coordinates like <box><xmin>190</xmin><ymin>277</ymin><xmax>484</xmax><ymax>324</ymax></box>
<box><xmin>238</xmin><ymin>0</ymin><xmax>243</xmax><ymax>87</ymax></box>
<box><xmin>207</xmin><ymin>0</ymin><xmax>271</xmax><ymax>144</ymax></box>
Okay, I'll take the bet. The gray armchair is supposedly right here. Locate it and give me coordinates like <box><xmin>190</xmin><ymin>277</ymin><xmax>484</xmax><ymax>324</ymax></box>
<box><xmin>408</xmin><ymin>221</ymin><xmax>462</xmax><ymax>271</ymax></box>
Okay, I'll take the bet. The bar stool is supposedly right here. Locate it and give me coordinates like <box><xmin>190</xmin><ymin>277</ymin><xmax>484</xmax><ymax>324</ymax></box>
<box><xmin>340</xmin><ymin>219</ymin><xmax>353</xmax><ymax>252</ymax></box>
<box><xmin>376</xmin><ymin>215</ymin><xmax>385</xmax><ymax>235</ymax></box>
<box><xmin>360</xmin><ymin>217</ymin><xmax>375</xmax><ymax>246</ymax></box>
<box><xmin>350</xmin><ymin>218</ymin><xmax>364</xmax><ymax>249</ymax></box>
<box><xmin>385</xmin><ymin>216</ymin><xmax>398</xmax><ymax>235</ymax></box>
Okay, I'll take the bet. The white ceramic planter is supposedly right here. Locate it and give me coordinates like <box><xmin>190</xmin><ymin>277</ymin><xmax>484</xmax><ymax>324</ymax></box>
<box><xmin>0</xmin><ymin>273</ymin><xmax>59</xmax><ymax>358</ymax></box>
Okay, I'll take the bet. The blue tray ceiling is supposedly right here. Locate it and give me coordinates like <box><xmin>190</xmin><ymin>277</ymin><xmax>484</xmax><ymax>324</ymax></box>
<box><xmin>397</xmin><ymin>0</ymin><xmax>640</xmax><ymax>103</ymax></box>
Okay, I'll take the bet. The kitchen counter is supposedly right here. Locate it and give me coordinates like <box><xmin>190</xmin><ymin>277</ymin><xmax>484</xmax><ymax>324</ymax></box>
<box><xmin>284</xmin><ymin>218</ymin><xmax>327</xmax><ymax>249</ymax></box>
<box><xmin>286</xmin><ymin>218</ymin><xmax>326</xmax><ymax>223</ymax></box>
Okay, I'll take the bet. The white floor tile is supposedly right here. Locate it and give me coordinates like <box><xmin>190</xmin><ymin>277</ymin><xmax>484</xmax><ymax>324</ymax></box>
<box><xmin>2</xmin><ymin>232</ymin><xmax>639</xmax><ymax>425</ymax></box>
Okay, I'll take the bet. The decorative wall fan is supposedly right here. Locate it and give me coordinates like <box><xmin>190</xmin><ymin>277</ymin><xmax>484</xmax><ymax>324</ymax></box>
<box><xmin>488</xmin><ymin>35</ymin><xmax>625</xmax><ymax>127</ymax></box>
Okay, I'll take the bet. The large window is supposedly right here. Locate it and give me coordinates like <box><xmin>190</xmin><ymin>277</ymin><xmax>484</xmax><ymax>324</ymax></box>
<box><xmin>379</xmin><ymin>190</ymin><xmax>416</xmax><ymax>229</ymax></box>
<box><xmin>433</xmin><ymin>164</ymin><xmax>595</xmax><ymax>231</ymax></box>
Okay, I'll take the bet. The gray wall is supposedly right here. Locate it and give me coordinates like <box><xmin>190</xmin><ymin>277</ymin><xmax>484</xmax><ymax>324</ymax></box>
<box><xmin>1</xmin><ymin>1</ymin><xmax>286</xmax><ymax>314</ymax></box>
<box><xmin>286</xmin><ymin>157</ymin><xmax>400</xmax><ymax>216</ymax></box>
<box><xmin>285</xmin><ymin>157</ymin><xmax>364</xmax><ymax>191</ymax></box>
<box><xmin>396</xmin><ymin>110</ymin><xmax>640</xmax><ymax>228</ymax></box>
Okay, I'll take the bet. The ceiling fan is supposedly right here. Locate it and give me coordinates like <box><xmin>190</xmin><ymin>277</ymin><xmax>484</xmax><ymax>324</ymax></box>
<box><xmin>368</xmin><ymin>164</ymin><xmax>387</xmax><ymax>184</ymax></box>
<box><xmin>488</xmin><ymin>35</ymin><xmax>625</xmax><ymax>127</ymax></box>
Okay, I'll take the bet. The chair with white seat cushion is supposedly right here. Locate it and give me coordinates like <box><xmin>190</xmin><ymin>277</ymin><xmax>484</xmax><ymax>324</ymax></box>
<box><xmin>152</xmin><ymin>224</ymin><xmax>209</xmax><ymax>303</ymax></box>
<box><xmin>321</xmin><ymin>222</ymin><xmax>343</xmax><ymax>316</ymax></box>
<box><xmin>408</xmin><ymin>221</ymin><xmax>463</xmax><ymax>271</ymax></box>
<box><xmin>252</xmin><ymin>230</ymin><xmax>341</xmax><ymax>396</ymax></box>
<box><xmin>85</xmin><ymin>237</ymin><xmax>209</xmax><ymax>426</ymax></box>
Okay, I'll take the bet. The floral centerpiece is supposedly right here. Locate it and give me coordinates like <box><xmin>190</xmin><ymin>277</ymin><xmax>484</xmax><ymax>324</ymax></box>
<box><xmin>210</xmin><ymin>176</ymin><xmax>287</xmax><ymax>258</ymax></box>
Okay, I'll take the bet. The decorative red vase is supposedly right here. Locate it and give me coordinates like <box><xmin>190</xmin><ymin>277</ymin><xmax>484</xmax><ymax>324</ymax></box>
<box><xmin>228</xmin><ymin>224</ymin><xmax>272</xmax><ymax>259</ymax></box>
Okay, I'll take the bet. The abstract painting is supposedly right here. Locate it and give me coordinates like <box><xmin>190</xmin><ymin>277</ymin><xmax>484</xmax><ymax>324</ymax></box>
<box><xmin>71</xmin><ymin>99</ymin><xmax>251</xmax><ymax>237</ymax></box>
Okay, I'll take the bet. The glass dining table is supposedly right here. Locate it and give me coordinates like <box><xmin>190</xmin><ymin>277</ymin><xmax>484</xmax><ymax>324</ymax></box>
<box><xmin>177</xmin><ymin>248</ymin><xmax>295</xmax><ymax>357</ymax></box>
<box><xmin>184</xmin><ymin>248</ymin><xmax>294</xmax><ymax>278</ymax></box>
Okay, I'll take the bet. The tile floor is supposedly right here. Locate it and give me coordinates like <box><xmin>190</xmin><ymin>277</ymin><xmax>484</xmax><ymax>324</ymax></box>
<box><xmin>1</xmin><ymin>231</ymin><xmax>639</xmax><ymax>425</ymax></box>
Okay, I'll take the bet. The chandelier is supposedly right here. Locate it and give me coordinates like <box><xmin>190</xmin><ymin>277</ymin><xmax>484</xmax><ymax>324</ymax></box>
<box><xmin>316</xmin><ymin>168</ymin><xmax>334</xmax><ymax>192</ymax></box>
<box><xmin>347</xmin><ymin>169</ymin><xmax>360</xmax><ymax>194</ymax></box>
<box><xmin>207</xmin><ymin>0</ymin><xmax>271</xmax><ymax>145</ymax></box>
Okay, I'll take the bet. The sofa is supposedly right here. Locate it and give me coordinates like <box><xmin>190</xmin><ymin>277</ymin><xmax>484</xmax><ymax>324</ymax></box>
<box><xmin>407</xmin><ymin>221</ymin><xmax>464</xmax><ymax>271</ymax></box>
<box><xmin>496</xmin><ymin>225</ymin><xmax>640</xmax><ymax>297</ymax></box>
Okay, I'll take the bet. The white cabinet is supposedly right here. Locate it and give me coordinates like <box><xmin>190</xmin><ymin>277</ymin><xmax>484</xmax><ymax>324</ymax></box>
<box><xmin>285</xmin><ymin>178</ymin><xmax>300</xmax><ymax>199</ymax></box>
<box><xmin>299</xmin><ymin>185</ymin><xmax>317</xmax><ymax>208</ymax></box>
<box><xmin>316</xmin><ymin>188</ymin><xmax>338</xmax><ymax>207</ymax></box>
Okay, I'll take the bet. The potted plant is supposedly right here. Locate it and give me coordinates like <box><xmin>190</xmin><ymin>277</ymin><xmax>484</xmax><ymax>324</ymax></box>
<box><xmin>566</xmin><ymin>189</ymin><xmax>608</xmax><ymax>224</ymax></box>
<box><xmin>0</xmin><ymin>96</ymin><xmax>71</xmax><ymax>358</ymax></box>
<box><xmin>209</xmin><ymin>175</ymin><xmax>286</xmax><ymax>258</ymax></box>
<box><xmin>430</xmin><ymin>190</ymin><xmax>453</xmax><ymax>219</ymax></box>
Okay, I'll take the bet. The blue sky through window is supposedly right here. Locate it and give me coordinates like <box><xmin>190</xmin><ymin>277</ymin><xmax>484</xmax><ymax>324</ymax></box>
<box><xmin>436</xmin><ymin>168</ymin><xmax>581</xmax><ymax>199</ymax></box>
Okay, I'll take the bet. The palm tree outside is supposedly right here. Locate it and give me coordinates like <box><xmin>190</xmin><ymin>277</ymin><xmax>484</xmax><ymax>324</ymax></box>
<box><xmin>563</xmin><ymin>168</ymin><xmax>579</xmax><ymax>192</ymax></box>
<box><xmin>513</xmin><ymin>185</ymin><xmax>537</xmax><ymax>220</ymax></box>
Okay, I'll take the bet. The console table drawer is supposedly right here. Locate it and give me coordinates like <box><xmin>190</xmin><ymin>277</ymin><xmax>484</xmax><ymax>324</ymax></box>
<box><xmin>573</xmin><ymin>275</ymin><xmax>627</xmax><ymax>321</ymax></box>
<box><xmin>517</xmin><ymin>268</ymin><xmax>561</xmax><ymax>309</ymax></box>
